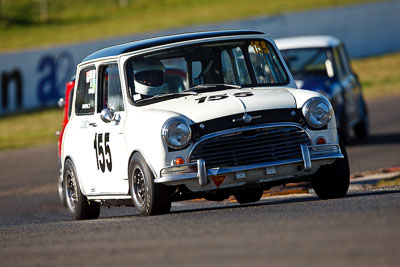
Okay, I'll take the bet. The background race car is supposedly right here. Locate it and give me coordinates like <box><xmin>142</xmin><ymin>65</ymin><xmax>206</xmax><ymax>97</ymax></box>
<box><xmin>276</xmin><ymin>36</ymin><xmax>369</xmax><ymax>144</ymax></box>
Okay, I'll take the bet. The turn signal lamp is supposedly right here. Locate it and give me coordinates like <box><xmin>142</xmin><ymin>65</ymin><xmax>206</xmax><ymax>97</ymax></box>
<box><xmin>316</xmin><ymin>137</ymin><xmax>327</xmax><ymax>145</ymax></box>
<box><xmin>173</xmin><ymin>157</ymin><xmax>185</xmax><ymax>165</ymax></box>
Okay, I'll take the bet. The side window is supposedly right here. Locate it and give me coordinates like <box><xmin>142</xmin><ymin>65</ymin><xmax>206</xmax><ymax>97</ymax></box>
<box><xmin>338</xmin><ymin>45</ymin><xmax>352</xmax><ymax>75</ymax></box>
<box><xmin>67</xmin><ymin>86</ymin><xmax>74</xmax><ymax>119</ymax></box>
<box><xmin>161</xmin><ymin>57</ymin><xmax>187</xmax><ymax>93</ymax></box>
<box><xmin>191</xmin><ymin>59</ymin><xmax>223</xmax><ymax>86</ymax></box>
<box><xmin>75</xmin><ymin>67</ymin><xmax>96</xmax><ymax>115</ymax></box>
<box><xmin>248</xmin><ymin>41</ymin><xmax>287</xmax><ymax>84</ymax></box>
<box><xmin>191</xmin><ymin>61</ymin><xmax>203</xmax><ymax>86</ymax></box>
<box><xmin>232</xmin><ymin>47</ymin><xmax>252</xmax><ymax>85</ymax></box>
<box><xmin>248</xmin><ymin>44</ymin><xmax>271</xmax><ymax>83</ymax></box>
<box><xmin>98</xmin><ymin>64</ymin><xmax>124</xmax><ymax>112</ymax></box>
<box><xmin>221</xmin><ymin>50</ymin><xmax>237</xmax><ymax>84</ymax></box>
<box><xmin>332</xmin><ymin>47</ymin><xmax>347</xmax><ymax>79</ymax></box>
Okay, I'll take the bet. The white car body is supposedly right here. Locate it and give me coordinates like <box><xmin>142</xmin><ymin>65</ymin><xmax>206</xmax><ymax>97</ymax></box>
<box><xmin>60</xmin><ymin>30</ymin><xmax>348</xmax><ymax>218</ymax></box>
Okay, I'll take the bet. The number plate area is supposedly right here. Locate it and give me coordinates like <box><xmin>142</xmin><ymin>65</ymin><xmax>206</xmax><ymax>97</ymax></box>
<box><xmin>182</xmin><ymin>160</ymin><xmax>330</xmax><ymax>192</ymax></box>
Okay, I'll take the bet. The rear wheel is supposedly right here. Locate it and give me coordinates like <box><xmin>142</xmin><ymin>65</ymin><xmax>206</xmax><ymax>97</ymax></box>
<box><xmin>58</xmin><ymin>175</ymin><xmax>66</xmax><ymax>207</ymax></box>
<box><xmin>57</xmin><ymin>160</ymin><xmax>67</xmax><ymax>207</ymax></box>
<box><xmin>129</xmin><ymin>153</ymin><xmax>171</xmax><ymax>216</ymax></box>
<box><xmin>311</xmin><ymin>139</ymin><xmax>350</xmax><ymax>199</ymax></box>
<box><xmin>64</xmin><ymin>159</ymin><xmax>100</xmax><ymax>220</ymax></box>
<box><xmin>234</xmin><ymin>188</ymin><xmax>264</xmax><ymax>204</ymax></box>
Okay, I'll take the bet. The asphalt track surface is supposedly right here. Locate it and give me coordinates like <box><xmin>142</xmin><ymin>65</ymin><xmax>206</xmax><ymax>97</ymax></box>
<box><xmin>0</xmin><ymin>95</ymin><xmax>399</xmax><ymax>267</ymax></box>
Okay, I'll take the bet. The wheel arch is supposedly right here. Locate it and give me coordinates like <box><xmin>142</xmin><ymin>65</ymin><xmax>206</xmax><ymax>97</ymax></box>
<box><xmin>63</xmin><ymin>155</ymin><xmax>88</xmax><ymax>196</ymax></box>
<box><xmin>127</xmin><ymin>150</ymin><xmax>158</xmax><ymax>180</ymax></box>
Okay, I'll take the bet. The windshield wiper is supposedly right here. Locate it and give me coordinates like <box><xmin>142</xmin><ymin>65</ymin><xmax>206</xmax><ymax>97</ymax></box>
<box><xmin>184</xmin><ymin>83</ymin><xmax>242</xmax><ymax>92</ymax></box>
<box><xmin>134</xmin><ymin>91</ymin><xmax>197</xmax><ymax>103</ymax></box>
<box><xmin>135</xmin><ymin>84</ymin><xmax>242</xmax><ymax>103</ymax></box>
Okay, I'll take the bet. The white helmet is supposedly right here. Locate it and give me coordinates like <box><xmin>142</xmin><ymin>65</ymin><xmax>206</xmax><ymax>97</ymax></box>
<box><xmin>133</xmin><ymin>58</ymin><xmax>166</xmax><ymax>96</ymax></box>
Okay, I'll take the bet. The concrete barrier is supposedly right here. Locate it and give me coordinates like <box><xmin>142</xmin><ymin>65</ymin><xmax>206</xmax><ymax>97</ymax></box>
<box><xmin>1</xmin><ymin>0</ymin><xmax>399</xmax><ymax>115</ymax></box>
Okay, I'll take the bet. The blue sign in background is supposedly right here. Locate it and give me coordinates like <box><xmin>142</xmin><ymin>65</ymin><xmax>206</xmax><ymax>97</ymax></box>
<box><xmin>37</xmin><ymin>51</ymin><xmax>75</xmax><ymax>105</ymax></box>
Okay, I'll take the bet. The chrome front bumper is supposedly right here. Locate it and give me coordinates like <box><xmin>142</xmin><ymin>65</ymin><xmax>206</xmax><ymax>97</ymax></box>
<box><xmin>155</xmin><ymin>143</ymin><xmax>343</xmax><ymax>187</ymax></box>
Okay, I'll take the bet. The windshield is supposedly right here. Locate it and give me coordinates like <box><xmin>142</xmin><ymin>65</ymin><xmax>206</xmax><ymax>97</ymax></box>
<box><xmin>280</xmin><ymin>48</ymin><xmax>334</xmax><ymax>79</ymax></box>
<box><xmin>125</xmin><ymin>39</ymin><xmax>288</xmax><ymax>103</ymax></box>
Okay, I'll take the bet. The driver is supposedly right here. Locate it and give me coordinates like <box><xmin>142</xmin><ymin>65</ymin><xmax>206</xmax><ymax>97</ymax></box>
<box><xmin>133</xmin><ymin>58</ymin><xmax>166</xmax><ymax>97</ymax></box>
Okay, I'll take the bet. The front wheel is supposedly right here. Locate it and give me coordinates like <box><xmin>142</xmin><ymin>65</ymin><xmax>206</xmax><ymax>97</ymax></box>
<box><xmin>311</xmin><ymin>139</ymin><xmax>350</xmax><ymax>199</ymax></box>
<box><xmin>234</xmin><ymin>188</ymin><xmax>264</xmax><ymax>204</ymax></box>
<box><xmin>129</xmin><ymin>153</ymin><xmax>171</xmax><ymax>216</ymax></box>
<box><xmin>64</xmin><ymin>159</ymin><xmax>100</xmax><ymax>220</ymax></box>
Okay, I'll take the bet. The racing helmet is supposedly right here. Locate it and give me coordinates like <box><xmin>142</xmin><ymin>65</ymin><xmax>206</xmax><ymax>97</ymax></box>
<box><xmin>133</xmin><ymin>58</ymin><xmax>166</xmax><ymax>96</ymax></box>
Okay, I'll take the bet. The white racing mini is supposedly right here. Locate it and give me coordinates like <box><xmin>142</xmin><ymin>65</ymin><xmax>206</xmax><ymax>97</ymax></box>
<box><xmin>60</xmin><ymin>30</ymin><xmax>350</xmax><ymax>219</ymax></box>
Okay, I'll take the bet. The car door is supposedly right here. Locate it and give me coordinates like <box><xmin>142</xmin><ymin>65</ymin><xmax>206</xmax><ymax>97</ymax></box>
<box><xmin>339</xmin><ymin>45</ymin><xmax>362</xmax><ymax>122</ymax></box>
<box><xmin>332</xmin><ymin>45</ymin><xmax>359</xmax><ymax>125</ymax></box>
<box><xmin>64</xmin><ymin>66</ymin><xmax>99</xmax><ymax>195</ymax></box>
<box><xmin>91</xmin><ymin>63</ymin><xmax>128</xmax><ymax>195</ymax></box>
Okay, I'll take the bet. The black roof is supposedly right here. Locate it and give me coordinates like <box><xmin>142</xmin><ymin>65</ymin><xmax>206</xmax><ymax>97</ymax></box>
<box><xmin>81</xmin><ymin>30</ymin><xmax>265</xmax><ymax>63</ymax></box>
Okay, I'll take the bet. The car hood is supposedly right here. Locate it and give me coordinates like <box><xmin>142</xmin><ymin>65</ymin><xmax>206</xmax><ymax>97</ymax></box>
<box><xmin>144</xmin><ymin>87</ymin><xmax>297</xmax><ymax>123</ymax></box>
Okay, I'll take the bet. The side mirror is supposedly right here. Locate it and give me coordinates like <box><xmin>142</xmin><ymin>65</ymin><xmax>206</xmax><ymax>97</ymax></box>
<box><xmin>100</xmin><ymin>108</ymin><xmax>115</xmax><ymax>123</ymax></box>
<box><xmin>58</xmin><ymin>98</ymin><xmax>65</xmax><ymax>108</ymax></box>
<box><xmin>324</xmin><ymin>59</ymin><xmax>334</xmax><ymax>78</ymax></box>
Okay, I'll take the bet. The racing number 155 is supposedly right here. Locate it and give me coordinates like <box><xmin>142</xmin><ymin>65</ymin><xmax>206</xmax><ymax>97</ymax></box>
<box><xmin>94</xmin><ymin>133</ymin><xmax>112</xmax><ymax>173</ymax></box>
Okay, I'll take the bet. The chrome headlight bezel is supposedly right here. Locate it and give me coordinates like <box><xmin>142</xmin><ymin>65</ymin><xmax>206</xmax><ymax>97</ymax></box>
<box><xmin>161</xmin><ymin>118</ymin><xmax>192</xmax><ymax>150</ymax></box>
<box><xmin>302</xmin><ymin>97</ymin><xmax>333</xmax><ymax>129</ymax></box>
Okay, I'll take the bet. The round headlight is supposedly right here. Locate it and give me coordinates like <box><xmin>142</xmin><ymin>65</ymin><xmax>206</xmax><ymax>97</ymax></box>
<box><xmin>161</xmin><ymin>118</ymin><xmax>192</xmax><ymax>149</ymax></box>
<box><xmin>302</xmin><ymin>97</ymin><xmax>332</xmax><ymax>128</ymax></box>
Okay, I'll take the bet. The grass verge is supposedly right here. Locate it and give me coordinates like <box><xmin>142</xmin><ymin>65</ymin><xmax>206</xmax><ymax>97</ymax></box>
<box><xmin>0</xmin><ymin>108</ymin><xmax>62</xmax><ymax>151</ymax></box>
<box><xmin>352</xmin><ymin>52</ymin><xmax>400</xmax><ymax>99</ymax></box>
<box><xmin>377</xmin><ymin>177</ymin><xmax>400</xmax><ymax>187</ymax></box>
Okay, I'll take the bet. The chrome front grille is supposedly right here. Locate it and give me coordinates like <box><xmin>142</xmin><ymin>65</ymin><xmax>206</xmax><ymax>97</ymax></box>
<box><xmin>189</xmin><ymin>124</ymin><xmax>311</xmax><ymax>169</ymax></box>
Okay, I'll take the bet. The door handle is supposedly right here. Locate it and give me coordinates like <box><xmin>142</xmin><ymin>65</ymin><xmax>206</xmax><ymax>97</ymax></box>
<box><xmin>89</xmin><ymin>122</ymin><xmax>97</xmax><ymax>127</ymax></box>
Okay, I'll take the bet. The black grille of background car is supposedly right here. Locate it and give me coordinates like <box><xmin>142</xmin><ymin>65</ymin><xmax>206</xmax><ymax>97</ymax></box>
<box><xmin>189</xmin><ymin>125</ymin><xmax>310</xmax><ymax>169</ymax></box>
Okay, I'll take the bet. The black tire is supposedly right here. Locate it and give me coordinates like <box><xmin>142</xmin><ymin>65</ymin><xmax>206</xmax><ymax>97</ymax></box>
<box><xmin>234</xmin><ymin>188</ymin><xmax>264</xmax><ymax>204</ymax></box>
<box><xmin>58</xmin><ymin>175</ymin><xmax>67</xmax><ymax>207</ymax></box>
<box><xmin>57</xmin><ymin>160</ymin><xmax>67</xmax><ymax>207</ymax></box>
<box><xmin>311</xmin><ymin>139</ymin><xmax>350</xmax><ymax>199</ymax></box>
<box><xmin>129</xmin><ymin>153</ymin><xmax>171</xmax><ymax>216</ymax></box>
<box><xmin>64</xmin><ymin>159</ymin><xmax>100</xmax><ymax>220</ymax></box>
<box><xmin>353</xmin><ymin>98</ymin><xmax>369</xmax><ymax>139</ymax></box>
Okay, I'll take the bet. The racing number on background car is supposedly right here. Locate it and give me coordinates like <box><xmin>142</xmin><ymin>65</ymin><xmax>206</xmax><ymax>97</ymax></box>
<box><xmin>94</xmin><ymin>133</ymin><xmax>112</xmax><ymax>173</ymax></box>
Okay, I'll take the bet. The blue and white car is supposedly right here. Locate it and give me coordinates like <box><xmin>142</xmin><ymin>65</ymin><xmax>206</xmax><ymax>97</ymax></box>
<box><xmin>61</xmin><ymin>30</ymin><xmax>350</xmax><ymax>219</ymax></box>
<box><xmin>276</xmin><ymin>36</ymin><xmax>369</xmax><ymax>144</ymax></box>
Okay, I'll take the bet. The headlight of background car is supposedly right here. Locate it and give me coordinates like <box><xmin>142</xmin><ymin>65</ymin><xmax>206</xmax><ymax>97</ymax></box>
<box><xmin>162</xmin><ymin>118</ymin><xmax>192</xmax><ymax>149</ymax></box>
<box><xmin>302</xmin><ymin>97</ymin><xmax>332</xmax><ymax>128</ymax></box>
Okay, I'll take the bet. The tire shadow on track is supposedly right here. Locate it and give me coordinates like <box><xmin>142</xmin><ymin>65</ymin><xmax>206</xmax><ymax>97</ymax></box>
<box><xmin>95</xmin><ymin>187</ymin><xmax>400</xmax><ymax>220</ymax></box>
